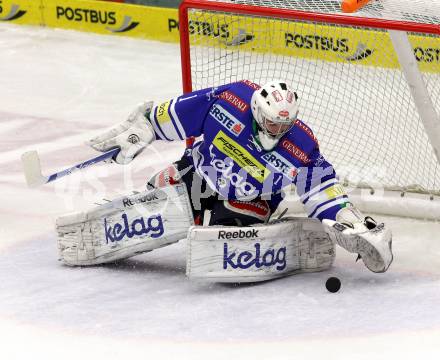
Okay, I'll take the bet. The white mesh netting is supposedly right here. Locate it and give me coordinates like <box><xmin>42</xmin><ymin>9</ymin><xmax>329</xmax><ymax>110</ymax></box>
<box><xmin>203</xmin><ymin>0</ymin><xmax>440</xmax><ymax>25</ymax></box>
<box><xmin>182</xmin><ymin>0</ymin><xmax>440</xmax><ymax>195</ymax></box>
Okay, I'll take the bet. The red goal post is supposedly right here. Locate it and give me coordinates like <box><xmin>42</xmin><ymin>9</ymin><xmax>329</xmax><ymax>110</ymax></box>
<box><xmin>178</xmin><ymin>0</ymin><xmax>440</xmax><ymax>219</ymax></box>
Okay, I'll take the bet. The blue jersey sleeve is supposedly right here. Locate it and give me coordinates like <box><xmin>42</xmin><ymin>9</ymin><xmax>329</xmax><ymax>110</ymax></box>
<box><xmin>148</xmin><ymin>84</ymin><xmax>232</xmax><ymax>141</ymax></box>
<box><xmin>295</xmin><ymin>147</ymin><xmax>349</xmax><ymax>221</ymax></box>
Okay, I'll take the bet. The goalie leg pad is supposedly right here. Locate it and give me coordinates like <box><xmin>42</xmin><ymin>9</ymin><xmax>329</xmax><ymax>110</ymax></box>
<box><xmin>186</xmin><ymin>217</ymin><xmax>335</xmax><ymax>283</ymax></box>
<box><xmin>56</xmin><ymin>184</ymin><xmax>193</xmax><ymax>266</ymax></box>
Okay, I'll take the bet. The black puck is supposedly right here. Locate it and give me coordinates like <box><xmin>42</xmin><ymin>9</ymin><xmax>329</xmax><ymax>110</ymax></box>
<box><xmin>325</xmin><ymin>277</ymin><xmax>341</xmax><ymax>293</ymax></box>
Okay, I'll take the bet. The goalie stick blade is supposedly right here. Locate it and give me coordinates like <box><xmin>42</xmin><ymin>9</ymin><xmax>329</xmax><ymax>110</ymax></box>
<box><xmin>21</xmin><ymin>151</ymin><xmax>48</xmax><ymax>188</ymax></box>
<box><xmin>21</xmin><ymin>147</ymin><xmax>119</xmax><ymax>188</ymax></box>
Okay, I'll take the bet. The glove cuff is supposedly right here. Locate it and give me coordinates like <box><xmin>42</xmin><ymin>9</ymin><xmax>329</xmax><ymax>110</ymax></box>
<box><xmin>335</xmin><ymin>205</ymin><xmax>364</xmax><ymax>226</ymax></box>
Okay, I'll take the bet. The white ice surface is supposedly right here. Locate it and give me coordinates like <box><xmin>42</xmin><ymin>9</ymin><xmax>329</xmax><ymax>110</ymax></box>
<box><xmin>1</xmin><ymin>24</ymin><xmax>440</xmax><ymax>359</ymax></box>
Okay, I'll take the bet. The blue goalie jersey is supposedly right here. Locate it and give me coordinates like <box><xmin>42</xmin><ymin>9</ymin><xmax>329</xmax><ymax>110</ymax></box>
<box><xmin>148</xmin><ymin>80</ymin><xmax>349</xmax><ymax>221</ymax></box>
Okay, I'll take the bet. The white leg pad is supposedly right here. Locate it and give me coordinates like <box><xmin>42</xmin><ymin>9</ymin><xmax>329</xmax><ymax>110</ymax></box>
<box><xmin>56</xmin><ymin>184</ymin><xmax>193</xmax><ymax>266</ymax></box>
<box><xmin>186</xmin><ymin>217</ymin><xmax>335</xmax><ymax>283</ymax></box>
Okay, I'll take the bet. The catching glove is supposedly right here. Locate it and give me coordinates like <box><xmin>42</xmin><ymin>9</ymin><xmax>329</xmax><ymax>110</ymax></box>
<box><xmin>88</xmin><ymin>101</ymin><xmax>155</xmax><ymax>164</ymax></box>
<box><xmin>322</xmin><ymin>205</ymin><xmax>393</xmax><ymax>273</ymax></box>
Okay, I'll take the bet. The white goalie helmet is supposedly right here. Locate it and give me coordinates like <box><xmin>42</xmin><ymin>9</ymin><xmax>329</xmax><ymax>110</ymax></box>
<box><xmin>251</xmin><ymin>80</ymin><xmax>299</xmax><ymax>151</ymax></box>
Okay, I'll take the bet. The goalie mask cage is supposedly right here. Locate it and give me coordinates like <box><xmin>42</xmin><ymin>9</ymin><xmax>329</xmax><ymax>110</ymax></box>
<box><xmin>179</xmin><ymin>0</ymin><xmax>440</xmax><ymax>219</ymax></box>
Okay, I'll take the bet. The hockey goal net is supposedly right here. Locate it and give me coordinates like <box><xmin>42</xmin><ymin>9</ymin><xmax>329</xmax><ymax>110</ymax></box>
<box><xmin>179</xmin><ymin>0</ymin><xmax>440</xmax><ymax>219</ymax></box>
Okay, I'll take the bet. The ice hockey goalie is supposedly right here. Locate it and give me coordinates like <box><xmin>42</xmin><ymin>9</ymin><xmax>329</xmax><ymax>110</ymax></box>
<box><xmin>56</xmin><ymin>80</ymin><xmax>393</xmax><ymax>282</ymax></box>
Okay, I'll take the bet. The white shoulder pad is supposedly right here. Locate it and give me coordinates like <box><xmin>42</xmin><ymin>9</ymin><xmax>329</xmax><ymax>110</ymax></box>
<box><xmin>56</xmin><ymin>184</ymin><xmax>193</xmax><ymax>266</ymax></box>
<box><xmin>186</xmin><ymin>217</ymin><xmax>335</xmax><ymax>283</ymax></box>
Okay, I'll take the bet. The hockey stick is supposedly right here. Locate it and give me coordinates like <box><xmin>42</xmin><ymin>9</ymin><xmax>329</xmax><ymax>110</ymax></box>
<box><xmin>21</xmin><ymin>148</ymin><xmax>120</xmax><ymax>188</ymax></box>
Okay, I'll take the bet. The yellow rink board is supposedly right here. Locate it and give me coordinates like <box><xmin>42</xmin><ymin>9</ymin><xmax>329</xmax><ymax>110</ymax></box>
<box><xmin>42</xmin><ymin>0</ymin><xmax>179</xmax><ymax>41</ymax></box>
<box><xmin>0</xmin><ymin>0</ymin><xmax>438</xmax><ymax>72</ymax></box>
<box><xmin>0</xmin><ymin>0</ymin><xmax>44</xmax><ymax>25</ymax></box>
<box><xmin>0</xmin><ymin>0</ymin><xmax>181</xmax><ymax>42</ymax></box>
